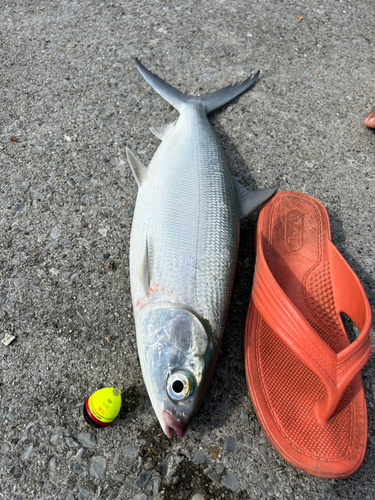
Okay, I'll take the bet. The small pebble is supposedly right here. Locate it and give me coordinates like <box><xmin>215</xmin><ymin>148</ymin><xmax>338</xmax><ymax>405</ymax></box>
<box><xmin>191</xmin><ymin>495</ymin><xmax>205</xmax><ymax>500</ymax></box>
<box><xmin>106</xmin><ymin>491</ymin><xmax>119</xmax><ymax>500</ymax></box>
<box><xmin>49</xmin><ymin>456</ymin><xmax>57</xmax><ymax>471</ymax></box>
<box><xmin>192</xmin><ymin>450</ymin><xmax>205</xmax><ymax>465</ymax></box>
<box><xmin>224</xmin><ymin>437</ymin><xmax>238</xmax><ymax>454</ymax></box>
<box><xmin>259</xmin><ymin>445</ymin><xmax>268</xmax><ymax>463</ymax></box>
<box><xmin>0</xmin><ymin>443</ymin><xmax>10</xmax><ymax>454</ymax></box>
<box><xmin>113</xmin><ymin>452</ymin><xmax>120</xmax><ymax>465</ymax></box>
<box><xmin>13</xmin><ymin>278</ymin><xmax>25</xmax><ymax>288</ymax></box>
<box><xmin>240</xmin><ymin>409</ymin><xmax>249</xmax><ymax>427</ymax></box>
<box><xmin>158</xmin><ymin>454</ymin><xmax>173</xmax><ymax>477</ymax></box>
<box><xmin>208</xmin><ymin>472</ymin><xmax>220</xmax><ymax>484</ymax></box>
<box><xmin>49</xmin><ymin>434</ymin><xmax>60</xmax><ymax>445</ymax></box>
<box><xmin>78</xmin><ymin>488</ymin><xmax>91</xmax><ymax>499</ymax></box>
<box><xmin>32</xmin><ymin>276</ymin><xmax>41</xmax><ymax>285</ymax></box>
<box><xmin>219</xmin><ymin>404</ymin><xmax>229</xmax><ymax>416</ymax></box>
<box><xmin>122</xmin><ymin>444</ymin><xmax>139</xmax><ymax>458</ymax></box>
<box><xmin>209</xmin><ymin>445</ymin><xmax>219</xmax><ymax>460</ymax></box>
<box><xmin>216</xmin><ymin>463</ymin><xmax>225</xmax><ymax>475</ymax></box>
<box><xmin>50</xmin><ymin>226</ymin><xmax>62</xmax><ymax>240</ymax></box>
<box><xmin>86</xmin><ymin>479</ymin><xmax>96</xmax><ymax>492</ymax></box>
<box><xmin>90</xmin><ymin>455</ymin><xmax>107</xmax><ymax>479</ymax></box>
<box><xmin>77</xmin><ymin>432</ymin><xmax>96</xmax><ymax>449</ymax></box>
<box><xmin>244</xmin><ymin>435</ymin><xmax>252</xmax><ymax>448</ymax></box>
<box><xmin>1</xmin><ymin>333</ymin><xmax>16</xmax><ymax>346</ymax></box>
<box><xmin>132</xmin><ymin>495</ymin><xmax>147</xmax><ymax>500</ymax></box>
<box><xmin>153</xmin><ymin>477</ymin><xmax>162</xmax><ymax>497</ymax></box>
<box><xmin>66</xmin><ymin>437</ymin><xmax>79</xmax><ymax>448</ymax></box>
<box><xmin>76</xmin><ymin>448</ymin><xmax>86</xmax><ymax>459</ymax></box>
<box><xmin>134</xmin><ymin>468</ymin><xmax>152</xmax><ymax>488</ymax></box>
<box><xmin>72</xmin><ymin>462</ymin><xmax>83</xmax><ymax>475</ymax></box>
<box><xmin>21</xmin><ymin>445</ymin><xmax>33</xmax><ymax>461</ymax></box>
<box><xmin>107</xmin><ymin>198</ymin><xmax>119</xmax><ymax>206</ymax></box>
<box><xmin>15</xmin><ymin>202</ymin><xmax>24</xmax><ymax>211</ymax></box>
<box><xmin>221</xmin><ymin>473</ymin><xmax>240</xmax><ymax>491</ymax></box>
<box><xmin>110</xmin><ymin>158</ymin><xmax>123</xmax><ymax>167</ymax></box>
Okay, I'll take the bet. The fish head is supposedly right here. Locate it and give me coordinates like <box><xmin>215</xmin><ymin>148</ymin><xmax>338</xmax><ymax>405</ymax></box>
<box><xmin>135</xmin><ymin>305</ymin><xmax>211</xmax><ymax>438</ymax></box>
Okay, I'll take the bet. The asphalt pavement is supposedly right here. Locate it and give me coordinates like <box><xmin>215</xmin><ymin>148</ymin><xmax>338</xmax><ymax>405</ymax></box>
<box><xmin>1</xmin><ymin>1</ymin><xmax>375</xmax><ymax>499</ymax></box>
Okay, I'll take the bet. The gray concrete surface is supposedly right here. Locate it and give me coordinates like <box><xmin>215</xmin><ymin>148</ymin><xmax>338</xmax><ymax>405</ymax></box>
<box><xmin>1</xmin><ymin>1</ymin><xmax>375</xmax><ymax>499</ymax></box>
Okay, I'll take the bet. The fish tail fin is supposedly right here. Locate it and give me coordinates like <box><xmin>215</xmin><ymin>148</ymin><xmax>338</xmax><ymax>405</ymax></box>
<box><xmin>198</xmin><ymin>71</ymin><xmax>260</xmax><ymax>113</ymax></box>
<box><xmin>135</xmin><ymin>59</ymin><xmax>189</xmax><ymax>113</ymax></box>
<box><xmin>135</xmin><ymin>59</ymin><xmax>259</xmax><ymax>114</ymax></box>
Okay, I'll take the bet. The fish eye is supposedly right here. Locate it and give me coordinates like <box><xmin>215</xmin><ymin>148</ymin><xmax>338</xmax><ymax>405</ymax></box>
<box><xmin>166</xmin><ymin>371</ymin><xmax>194</xmax><ymax>402</ymax></box>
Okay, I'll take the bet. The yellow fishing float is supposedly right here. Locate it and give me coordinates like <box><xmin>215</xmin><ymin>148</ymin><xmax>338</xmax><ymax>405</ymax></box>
<box><xmin>83</xmin><ymin>387</ymin><xmax>122</xmax><ymax>427</ymax></box>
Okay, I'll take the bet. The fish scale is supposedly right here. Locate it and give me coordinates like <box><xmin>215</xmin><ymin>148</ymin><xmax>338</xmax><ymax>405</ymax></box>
<box><xmin>126</xmin><ymin>59</ymin><xmax>277</xmax><ymax>438</ymax></box>
<box><xmin>130</xmin><ymin>106</ymin><xmax>239</xmax><ymax>341</ymax></box>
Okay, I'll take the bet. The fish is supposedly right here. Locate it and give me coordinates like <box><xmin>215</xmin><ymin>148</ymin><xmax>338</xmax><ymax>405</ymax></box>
<box><xmin>127</xmin><ymin>59</ymin><xmax>277</xmax><ymax>438</ymax></box>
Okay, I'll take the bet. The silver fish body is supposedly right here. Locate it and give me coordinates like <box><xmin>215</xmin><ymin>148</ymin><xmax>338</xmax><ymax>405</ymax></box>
<box><xmin>128</xmin><ymin>60</ymin><xmax>277</xmax><ymax>438</ymax></box>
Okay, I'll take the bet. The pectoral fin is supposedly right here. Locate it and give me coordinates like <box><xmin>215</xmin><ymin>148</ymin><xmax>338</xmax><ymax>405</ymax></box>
<box><xmin>233</xmin><ymin>177</ymin><xmax>278</xmax><ymax>219</ymax></box>
<box><xmin>126</xmin><ymin>147</ymin><xmax>147</xmax><ymax>188</ymax></box>
<box><xmin>139</xmin><ymin>239</ymin><xmax>150</xmax><ymax>295</ymax></box>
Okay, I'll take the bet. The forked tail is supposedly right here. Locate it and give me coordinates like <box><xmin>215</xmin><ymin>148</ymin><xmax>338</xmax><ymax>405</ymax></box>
<box><xmin>135</xmin><ymin>59</ymin><xmax>260</xmax><ymax>114</ymax></box>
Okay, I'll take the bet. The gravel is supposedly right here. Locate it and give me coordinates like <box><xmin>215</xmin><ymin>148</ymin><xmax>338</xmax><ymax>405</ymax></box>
<box><xmin>123</xmin><ymin>444</ymin><xmax>139</xmax><ymax>459</ymax></box>
<box><xmin>90</xmin><ymin>456</ymin><xmax>107</xmax><ymax>480</ymax></box>
<box><xmin>134</xmin><ymin>469</ymin><xmax>152</xmax><ymax>489</ymax></box>
<box><xmin>77</xmin><ymin>432</ymin><xmax>97</xmax><ymax>449</ymax></box>
<box><xmin>224</xmin><ymin>437</ymin><xmax>238</xmax><ymax>454</ymax></box>
<box><xmin>0</xmin><ymin>443</ymin><xmax>10</xmax><ymax>454</ymax></box>
<box><xmin>20</xmin><ymin>445</ymin><xmax>33</xmax><ymax>461</ymax></box>
<box><xmin>222</xmin><ymin>473</ymin><xmax>241</xmax><ymax>491</ymax></box>
<box><xmin>192</xmin><ymin>450</ymin><xmax>206</xmax><ymax>465</ymax></box>
<box><xmin>49</xmin><ymin>456</ymin><xmax>58</xmax><ymax>471</ymax></box>
<box><xmin>0</xmin><ymin>1</ymin><xmax>374</xmax><ymax>500</ymax></box>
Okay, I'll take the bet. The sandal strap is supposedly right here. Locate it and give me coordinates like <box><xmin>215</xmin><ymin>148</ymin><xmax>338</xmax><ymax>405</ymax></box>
<box><xmin>252</xmin><ymin>233</ymin><xmax>371</xmax><ymax>423</ymax></box>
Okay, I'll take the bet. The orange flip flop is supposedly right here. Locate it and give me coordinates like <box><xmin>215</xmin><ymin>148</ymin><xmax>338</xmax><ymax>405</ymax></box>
<box><xmin>244</xmin><ymin>191</ymin><xmax>372</xmax><ymax>478</ymax></box>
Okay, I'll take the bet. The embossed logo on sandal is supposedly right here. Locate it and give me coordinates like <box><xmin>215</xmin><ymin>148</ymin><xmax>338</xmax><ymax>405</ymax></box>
<box><xmin>286</xmin><ymin>210</ymin><xmax>304</xmax><ymax>251</ymax></box>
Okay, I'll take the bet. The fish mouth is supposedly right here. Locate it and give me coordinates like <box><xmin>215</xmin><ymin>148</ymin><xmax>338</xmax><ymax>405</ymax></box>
<box><xmin>162</xmin><ymin>410</ymin><xmax>188</xmax><ymax>439</ymax></box>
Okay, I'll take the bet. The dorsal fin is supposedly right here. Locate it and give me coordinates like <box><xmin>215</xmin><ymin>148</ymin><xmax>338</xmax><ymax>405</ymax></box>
<box><xmin>232</xmin><ymin>177</ymin><xmax>278</xmax><ymax>219</ymax></box>
<box><xmin>126</xmin><ymin>147</ymin><xmax>147</xmax><ymax>188</ymax></box>
<box><xmin>149</xmin><ymin>121</ymin><xmax>176</xmax><ymax>140</ymax></box>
